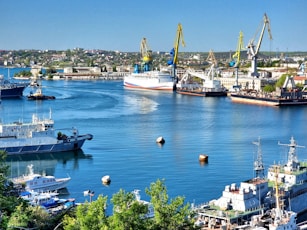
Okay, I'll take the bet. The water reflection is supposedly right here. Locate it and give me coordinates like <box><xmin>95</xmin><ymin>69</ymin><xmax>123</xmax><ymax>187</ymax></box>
<box><xmin>6</xmin><ymin>149</ymin><xmax>93</xmax><ymax>178</ymax></box>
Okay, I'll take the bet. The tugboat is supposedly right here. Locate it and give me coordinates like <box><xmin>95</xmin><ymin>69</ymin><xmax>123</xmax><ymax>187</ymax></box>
<box><xmin>27</xmin><ymin>82</ymin><xmax>55</xmax><ymax>100</ymax></box>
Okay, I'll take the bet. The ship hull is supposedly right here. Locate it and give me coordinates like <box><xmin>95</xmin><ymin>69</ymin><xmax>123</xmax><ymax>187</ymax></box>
<box><xmin>27</xmin><ymin>179</ymin><xmax>71</xmax><ymax>192</ymax></box>
<box><xmin>231</xmin><ymin>93</ymin><xmax>307</xmax><ymax>106</ymax></box>
<box><xmin>123</xmin><ymin>71</ymin><xmax>176</xmax><ymax>91</ymax></box>
<box><xmin>0</xmin><ymin>134</ymin><xmax>93</xmax><ymax>155</ymax></box>
<box><xmin>176</xmin><ymin>89</ymin><xmax>227</xmax><ymax>97</ymax></box>
<box><xmin>1</xmin><ymin>85</ymin><xmax>27</xmax><ymax>98</ymax></box>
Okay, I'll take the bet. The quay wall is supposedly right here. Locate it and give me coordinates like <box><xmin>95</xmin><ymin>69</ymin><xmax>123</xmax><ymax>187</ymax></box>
<box><xmin>52</xmin><ymin>72</ymin><xmax>126</xmax><ymax>80</ymax></box>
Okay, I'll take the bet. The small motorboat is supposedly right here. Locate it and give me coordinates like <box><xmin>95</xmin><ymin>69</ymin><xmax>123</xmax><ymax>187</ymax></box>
<box><xmin>12</xmin><ymin>164</ymin><xmax>71</xmax><ymax>192</ymax></box>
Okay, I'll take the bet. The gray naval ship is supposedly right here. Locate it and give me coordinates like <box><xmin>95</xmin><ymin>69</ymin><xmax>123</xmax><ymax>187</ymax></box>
<box><xmin>193</xmin><ymin>136</ymin><xmax>307</xmax><ymax>226</ymax></box>
<box><xmin>0</xmin><ymin>111</ymin><xmax>93</xmax><ymax>155</ymax></box>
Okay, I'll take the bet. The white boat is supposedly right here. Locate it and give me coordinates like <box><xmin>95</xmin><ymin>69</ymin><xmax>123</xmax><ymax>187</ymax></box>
<box><xmin>0</xmin><ymin>110</ymin><xmax>93</xmax><ymax>155</ymax></box>
<box><xmin>176</xmin><ymin>66</ymin><xmax>227</xmax><ymax>97</ymax></box>
<box><xmin>123</xmin><ymin>37</ymin><xmax>176</xmax><ymax>91</ymax></box>
<box><xmin>12</xmin><ymin>164</ymin><xmax>71</xmax><ymax>192</ymax></box>
<box><xmin>133</xmin><ymin>189</ymin><xmax>154</xmax><ymax>218</ymax></box>
<box><xmin>124</xmin><ymin>70</ymin><xmax>176</xmax><ymax>91</ymax></box>
<box><xmin>20</xmin><ymin>190</ymin><xmax>76</xmax><ymax>214</ymax></box>
<box><xmin>20</xmin><ymin>190</ymin><xmax>60</xmax><ymax>206</ymax></box>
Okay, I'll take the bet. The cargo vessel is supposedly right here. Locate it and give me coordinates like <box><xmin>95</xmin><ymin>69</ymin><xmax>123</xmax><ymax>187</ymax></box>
<box><xmin>230</xmin><ymin>76</ymin><xmax>307</xmax><ymax>106</ymax></box>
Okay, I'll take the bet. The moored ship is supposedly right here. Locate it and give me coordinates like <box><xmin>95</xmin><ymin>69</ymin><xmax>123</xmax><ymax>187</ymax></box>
<box><xmin>123</xmin><ymin>37</ymin><xmax>176</xmax><ymax>91</ymax></box>
<box><xmin>124</xmin><ymin>24</ymin><xmax>185</xmax><ymax>91</ymax></box>
<box><xmin>193</xmin><ymin>136</ymin><xmax>307</xmax><ymax>227</ymax></box>
<box><xmin>124</xmin><ymin>69</ymin><xmax>176</xmax><ymax>91</ymax></box>
<box><xmin>176</xmin><ymin>67</ymin><xmax>227</xmax><ymax>97</ymax></box>
<box><xmin>0</xmin><ymin>111</ymin><xmax>93</xmax><ymax>155</ymax></box>
<box><xmin>0</xmin><ymin>74</ymin><xmax>29</xmax><ymax>98</ymax></box>
<box><xmin>12</xmin><ymin>164</ymin><xmax>71</xmax><ymax>192</ymax></box>
<box><xmin>267</xmin><ymin>137</ymin><xmax>307</xmax><ymax>215</ymax></box>
<box><xmin>230</xmin><ymin>76</ymin><xmax>307</xmax><ymax>106</ymax></box>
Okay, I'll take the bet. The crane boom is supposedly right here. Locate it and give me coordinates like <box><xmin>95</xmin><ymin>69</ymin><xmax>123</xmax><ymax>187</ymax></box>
<box><xmin>172</xmin><ymin>23</ymin><xmax>185</xmax><ymax>66</ymax></box>
<box><xmin>139</xmin><ymin>38</ymin><xmax>153</xmax><ymax>72</ymax></box>
<box><xmin>230</xmin><ymin>31</ymin><xmax>244</xmax><ymax>91</ymax></box>
<box><xmin>231</xmin><ymin>31</ymin><xmax>244</xmax><ymax>68</ymax></box>
<box><xmin>247</xmin><ymin>13</ymin><xmax>273</xmax><ymax>77</ymax></box>
<box><xmin>168</xmin><ymin>23</ymin><xmax>185</xmax><ymax>77</ymax></box>
<box><xmin>255</xmin><ymin>13</ymin><xmax>272</xmax><ymax>55</ymax></box>
<box><xmin>140</xmin><ymin>38</ymin><xmax>152</xmax><ymax>64</ymax></box>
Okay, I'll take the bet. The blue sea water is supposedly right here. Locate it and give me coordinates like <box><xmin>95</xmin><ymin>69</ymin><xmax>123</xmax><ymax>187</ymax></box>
<box><xmin>1</xmin><ymin>68</ymin><xmax>307</xmax><ymax>218</ymax></box>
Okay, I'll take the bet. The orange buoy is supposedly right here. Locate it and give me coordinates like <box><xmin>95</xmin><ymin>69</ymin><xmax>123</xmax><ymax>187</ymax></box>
<box><xmin>199</xmin><ymin>154</ymin><xmax>208</xmax><ymax>163</ymax></box>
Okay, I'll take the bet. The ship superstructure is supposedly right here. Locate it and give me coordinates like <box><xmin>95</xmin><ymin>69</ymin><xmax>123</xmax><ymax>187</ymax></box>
<box><xmin>267</xmin><ymin>136</ymin><xmax>307</xmax><ymax>215</ymax></box>
<box><xmin>193</xmin><ymin>137</ymin><xmax>307</xmax><ymax>227</ymax></box>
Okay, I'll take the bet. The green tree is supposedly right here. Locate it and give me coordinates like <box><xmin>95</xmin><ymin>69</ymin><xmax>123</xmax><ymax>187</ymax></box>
<box><xmin>263</xmin><ymin>84</ymin><xmax>275</xmax><ymax>92</ymax></box>
<box><xmin>7</xmin><ymin>204</ymin><xmax>51</xmax><ymax>229</ymax></box>
<box><xmin>145</xmin><ymin>179</ymin><xmax>195</xmax><ymax>229</ymax></box>
<box><xmin>275</xmin><ymin>74</ymin><xmax>288</xmax><ymax>88</ymax></box>
<box><xmin>109</xmin><ymin>189</ymin><xmax>150</xmax><ymax>230</ymax></box>
<box><xmin>14</xmin><ymin>70</ymin><xmax>32</xmax><ymax>78</ymax></box>
<box><xmin>63</xmin><ymin>195</ymin><xmax>109</xmax><ymax>230</ymax></box>
<box><xmin>0</xmin><ymin>151</ymin><xmax>26</xmax><ymax>229</ymax></box>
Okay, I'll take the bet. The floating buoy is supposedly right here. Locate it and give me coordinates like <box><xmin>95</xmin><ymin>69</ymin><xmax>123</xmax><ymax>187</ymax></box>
<box><xmin>156</xmin><ymin>136</ymin><xmax>165</xmax><ymax>144</ymax></box>
<box><xmin>102</xmin><ymin>175</ymin><xmax>111</xmax><ymax>185</ymax></box>
<box><xmin>199</xmin><ymin>154</ymin><xmax>208</xmax><ymax>163</ymax></box>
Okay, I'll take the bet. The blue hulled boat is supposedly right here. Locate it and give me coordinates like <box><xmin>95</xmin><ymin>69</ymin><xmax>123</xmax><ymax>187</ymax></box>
<box><xmin>0</xmin><ymin>111</ymin><xmax>93</xmax><ymax>155</ymax></box>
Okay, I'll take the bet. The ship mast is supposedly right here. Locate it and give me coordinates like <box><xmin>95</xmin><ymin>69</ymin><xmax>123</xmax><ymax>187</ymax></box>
<box><xmin>278</xmin><ymin>136</ymin><xmax>304</xmax><ymax>172</ymax></box>
<box><xmin>273</xmin><ymin>165</ymin><xmax>283</xmax><ymax>221</ymax></box>
<box><xmin>253</xmin><ymin>137</ymin><xmax>265</xmax><ymax>179</ymax></box>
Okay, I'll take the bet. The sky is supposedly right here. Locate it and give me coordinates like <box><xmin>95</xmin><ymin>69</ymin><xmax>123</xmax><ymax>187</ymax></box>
<box><xmin>0</xmin><ymin>0</ymin><xmax>306</xmax><ymax>52</ymax></box>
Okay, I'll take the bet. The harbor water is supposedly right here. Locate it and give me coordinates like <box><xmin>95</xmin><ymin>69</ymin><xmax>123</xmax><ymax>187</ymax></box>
<box><xmin>1</xmin><ymin>68</ymin><xmax>307</xmax><ymax>218</ymax></box>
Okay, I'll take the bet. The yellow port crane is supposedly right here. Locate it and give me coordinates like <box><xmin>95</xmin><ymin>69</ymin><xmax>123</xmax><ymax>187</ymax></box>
<box><xmin>140</xmin><ymin>38</ymin><xmax>153</xmax><ymax>72</ymax></box>
<box><xmin>230</xmin><ymin>31</ymin><xmax>244</xmax><ymax>68</ymax></box>
<box><xmin>168</xmin><ymin>23</ymin><xmax>185</xmax><ymax>76</ymax></box>
<box><xmin>140</xmin><ymin>38</ymin><xmax>152</xmax><ymax>64</ymax></box>
<box><xmin>230</xmin><ymin>31</ymin><xmax>244</xmax><ymax>90</ymax></box>
<box><xmin>247</xmin><ymin>13</ymin><xmax>273</xmax><ymax>77</ymax></box>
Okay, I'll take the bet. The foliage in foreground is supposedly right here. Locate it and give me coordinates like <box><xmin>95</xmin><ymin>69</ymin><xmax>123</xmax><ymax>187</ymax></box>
<box><xmin>0</xmin><ymin>151</ymin><xmax>196</xmax><ymax>229</ymax></box>
<box><xmin>62</xmin><ymin>179</ymin><xmax>196</xmax><ymax>230</ymax></box>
